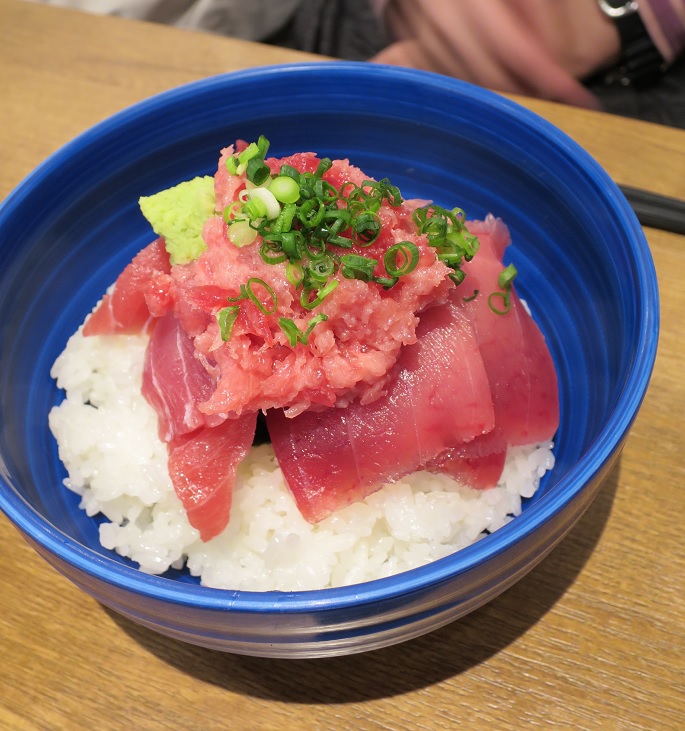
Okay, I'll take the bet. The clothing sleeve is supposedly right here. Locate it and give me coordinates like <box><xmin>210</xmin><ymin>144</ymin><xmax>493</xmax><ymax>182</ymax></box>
<box><xmin>22</xmin><ymin>0</ymin><xmax>304</xmax><ymax>42</ymax></box>
<box><xmin>638</xmin><ymin>0</ymin><xmax>685</xmax><ymax>63</ymax></box>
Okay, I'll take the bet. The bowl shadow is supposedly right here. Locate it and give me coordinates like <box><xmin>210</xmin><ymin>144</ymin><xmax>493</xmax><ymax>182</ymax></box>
<box><xmin>106</xmin><ymin>459</ymin><xmax>620</xmax><ymax>702</ymax></box>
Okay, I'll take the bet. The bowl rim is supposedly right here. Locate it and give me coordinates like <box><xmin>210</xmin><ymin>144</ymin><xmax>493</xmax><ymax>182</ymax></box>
<box><xmin>0</xmin><ymin>61</ymin><xmax>660</xmax><ymax>612</ymax></box>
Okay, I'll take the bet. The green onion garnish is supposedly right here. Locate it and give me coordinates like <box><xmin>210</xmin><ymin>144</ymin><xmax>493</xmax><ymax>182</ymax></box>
<box><xmin>278</xmin><ymin>313</ymin><xmax>328</xmax><ymax>347</ymax></box>
<box><xmin>246</xmin><ymin>157</ymin><xmax>271</xmax><ymax>186</ymax></box>
<box><xmin>488</xmin><ymin>264</ymin><xmax>518</xmax><ymax>315</ymax></box>
<box><xmin>298</xmin><ymin>198</ymin><xmax>326</xmax><ymax>228</ymax></box>
<box><xmin>286</xmin><ymin>260</ymin><xmax>304</xmax><ymax>287</ymax></box>
<box><xmin>244</xmin><ymin>277</ymin><xmax>278</xmax><ymax>315</ymax></box>
<box><xmin>340</xmin><ymin>254</ymin><xmax>377</xmax><ymax>282</ymax></box>
<box><xmin>217</xmin><ymin>306</ymin><xmax>240</xmax><ymax>341</ymax></box>
<box><xmin>498</xmin><ymin>263</ymin><xmax>518</xmax><ymax>289</ymax></box>
<box><xmin>238</xmin><ymin>142</ymin><xmax>259</xmax><ymax>165</ymax></box>
<box><xmin>352</xmin><ymin>211</ymin><xmax>381</xmax><ymax>246</ymax></box>
<box><xmin>269</xmin><ymin>175</ymin><xmax>301</xmax><ymax>204</ymax></box>
<box><xmin>300</xmin><ymin>279</ymin><xmax>339</xmax><ymax>310</ymax></box>
<box><xmin>259</xmin><ymin>240</ymin><xmax>288</xmax><ymax>265</ymax></box>
<box><xmin>278</xmin><ymin>164</ymin><xmax>300</xmax><ymax>182</ymax></box>
<box><xmin>306</xmin><ymin>255</ymin><xmax>336</xmax><ymax>284</ymax></box>
<box><xmin>242</xmin><ymin>195</ymin><xmax>268</xmax><ymax>221</ymax></box>
<box><xmin>257</xmin><ymin>134</ymin><xmax>270</xmax><ymax>158</ymax></box>
<box><xmin>374</xmin><ymin>275</ymin><xmax>399</xmax><ymax>289</ymax></box>
<box><xmin>384</xmin><ymin>241</ymin><xmax>419</xmax><ymax>277</ymax></box>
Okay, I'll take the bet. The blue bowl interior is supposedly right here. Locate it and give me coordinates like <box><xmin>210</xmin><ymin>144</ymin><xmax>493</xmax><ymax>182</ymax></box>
<box><xmin>0</xmin><ymin>63</ymin><xmax>657</xmax><ymax>602</ymax></box>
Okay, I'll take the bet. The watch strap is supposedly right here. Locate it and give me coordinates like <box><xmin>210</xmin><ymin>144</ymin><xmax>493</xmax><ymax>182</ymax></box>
<box><xmin>597</xmin><ymin>1</ymin><xmax>666</xmax><ymax>87</ymax></box>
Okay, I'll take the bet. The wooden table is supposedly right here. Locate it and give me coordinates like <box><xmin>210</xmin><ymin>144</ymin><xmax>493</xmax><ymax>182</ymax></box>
<box><xmin>1</xmin><ymin>1</ymin><xmax>683</xmax><ymax>729</ymax></box>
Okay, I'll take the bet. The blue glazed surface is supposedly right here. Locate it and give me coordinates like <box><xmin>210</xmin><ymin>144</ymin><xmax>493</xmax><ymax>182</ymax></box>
<box><xmin>0</xmin><ymin>63</ymin><xmax>658</xmax><ymax>657</ymax></box>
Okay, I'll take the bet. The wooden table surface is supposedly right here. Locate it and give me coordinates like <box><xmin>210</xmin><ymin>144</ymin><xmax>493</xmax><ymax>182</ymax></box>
<box><xmin>1</xmin><ymin>1</ymin><xmax>684</xmax><ymax>729</ymax></box>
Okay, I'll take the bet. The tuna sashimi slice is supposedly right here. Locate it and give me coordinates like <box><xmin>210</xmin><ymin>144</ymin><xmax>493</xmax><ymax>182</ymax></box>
<box><xmin>463</xmin><ymin>216</ymin><xmax>559</xmax><ymax>445</ymax></box>
<box><xmin>83</xmin><ymin>238</ymin><xmax>171</xmax><ymax>336</ymax></box>
<box><xmin>168</xmin><ymin>414</ymin><xmax>257</xmax><ymax>542</ymax></box>
<box><xmin>267</xmin><ymin>300</ymin><xmax>495</xmax><ymax>523</ymax></box>
<box><xmin>141</xmin><ymin>312</ymin><xmax>216</xmax><ymax>443</ymax></box>
<box><xmin>428</xmin><ymin>429</ymin><xmax>507</xmax><ymax>489</ymax></box>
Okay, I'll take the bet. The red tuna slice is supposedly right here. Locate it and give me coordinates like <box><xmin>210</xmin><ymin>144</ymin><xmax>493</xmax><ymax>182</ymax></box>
<box><xmin>428</xmin><ymin>429</ymin><xmax>507</xmax><ymax>489</ymax></box>
<box><xmin>267</xmin><ymin>300</ymin><xmax>495</xmax><ymax>523</ymax></box>
<box><xmin>461</xmin><ymin>216</ymin><xmax>559</xmax><ymax>445</ymax></box>
<box><xmin>83</xmin><ymin>238</ymin><xmax>171</xmax><ymax>336</ymax></box>
<box><xmin>168</xmin><ymin>413</ymin><xmax>257</xmax><ymax>542</ymax></box>
<box><xmin>142</xmin><ymin>312</ymin><xmax>216</xmax><ymax>443</ymax></box>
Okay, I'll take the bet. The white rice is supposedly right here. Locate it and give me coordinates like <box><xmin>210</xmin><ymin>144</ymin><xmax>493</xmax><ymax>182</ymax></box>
<box><xmin>48</xmin><ymin>328</ymin><xmax>555</xmax><ymax>591</ymax></box>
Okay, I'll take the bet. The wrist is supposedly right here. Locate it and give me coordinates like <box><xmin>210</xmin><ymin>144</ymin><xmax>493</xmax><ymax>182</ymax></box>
<box><xmin>595</xmin><ymin>0</ymin><xmax>668</xmax><ymax>87</ymax></box>
<box><xmin>635</xmin><ymin>0</ymin><xmax>685</xmax><ymax>63</ymax></box>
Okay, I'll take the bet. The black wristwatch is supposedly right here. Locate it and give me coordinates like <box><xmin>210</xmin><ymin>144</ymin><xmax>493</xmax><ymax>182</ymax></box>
<box><xmin>596</xmin><ymin>0</ymin><xmax>666</xmax><ymax>87</ymax></box>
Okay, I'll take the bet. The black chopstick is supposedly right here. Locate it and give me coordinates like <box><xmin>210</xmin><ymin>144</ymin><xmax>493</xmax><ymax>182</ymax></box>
<box><xmin>618</xmin><ymin>184</ymin><xmax>685</xmax><ymax>235</ymax></box>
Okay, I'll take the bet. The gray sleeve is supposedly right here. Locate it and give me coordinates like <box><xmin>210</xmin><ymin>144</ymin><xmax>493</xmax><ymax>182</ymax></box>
<box><xmin>22</xmin><ymin>0</ymin><xmax>304</xmax><ymax>41</ymax></box>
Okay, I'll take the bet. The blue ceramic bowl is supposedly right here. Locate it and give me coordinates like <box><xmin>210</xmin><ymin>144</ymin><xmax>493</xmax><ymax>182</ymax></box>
<box><xmin>0</xmin><ymin>63</ymin><xmax>658</xmax><ymax>658</ymax></box>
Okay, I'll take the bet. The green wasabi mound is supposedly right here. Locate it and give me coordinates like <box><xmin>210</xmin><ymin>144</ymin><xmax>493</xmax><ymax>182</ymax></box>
<box><xmin>139</xmin><ymin>175</ymin><xmax>215</xmax><ymax>265</ymax></box>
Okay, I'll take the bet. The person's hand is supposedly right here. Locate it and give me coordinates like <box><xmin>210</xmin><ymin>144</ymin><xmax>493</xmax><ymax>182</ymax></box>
<box><xmin>372</xmin><ymin>0</ymin><xmax>621</xmax><ymax>108</ymax></box>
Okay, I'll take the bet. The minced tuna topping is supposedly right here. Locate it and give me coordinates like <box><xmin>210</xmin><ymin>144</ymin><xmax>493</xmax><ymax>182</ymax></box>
<box><xmin>136</xmin><ymin>137</ymin><xmax>480</xmax><ymax>418</ymax></box>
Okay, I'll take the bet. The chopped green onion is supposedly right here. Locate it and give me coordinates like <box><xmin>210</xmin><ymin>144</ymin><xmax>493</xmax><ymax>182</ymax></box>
<box><xmin>238</xmin><ymin>142</ymin><xmax>259</xmax><ymax>165</ymax></box>
<box><xmin>245</xmin><ymin>277</ymin><xmax>278</xmax><ymax>315</ymax></box>
<box><xmin>246</xmin><ymin>157</ymin><xmax>271</xmax><ymax>186</ymax></box>
<box><xmin>304</xmin><ymin>236</ymin><xmax>328</xmax><ymax>259</ymax></box>
<box><xmin>438</xmin><ymin>251</ymin><xmax>464</xmax><ymax>267</ymax></box>
<box><xmin>286</xmin><ymin>260</ymin><xmax>304</xmax><ymax>287</ymax></box>
<box><xmin>298</xmin><ymin>198</ymin><xmax>326</xmax><ymax>228</ymax></box>
<box><xmin>222</xmin><ymin>201</ymin><xmax>242</xmax><ymax>223</ymax></box>
<box><xmin>352</xmin><ymin>211</ymin><xmax>381</xmax><ymax>246</ymax></box>
<box><xmin>314</xmin><ymin>179</ymin><xmax>338</xmax><ymax>202</ymax></box>
<box><xmin>259</xmin><ymin>240</ymin><xmax>288</xmax><ymax>265</ymax></box>
<box><xmin>227</xmin><ymin>218</ymin><xmax>259</xmax><ymax>248</ymax></box>
<box><xmin>315</xmin><ymin>158</ymin><xmax>332</xmax><ymax>178</ymax></box>
<box><xmin>449</xmin><ymin>270</ymin><xmax>466</xmax><ymax>286</ymax></box>
<box><xmin>338</xmin><ymin>181</ymin><xmax>358</xmax><ymax>200</ymax></box>
<box><xmin>304</xmin><ymin>313</ymin><xmax>328</xmax><ymax>337</ymax></box>
<box><xmin>269</xmin><ymin>175</ymin><xmax>301</xmax><ymax>204</ymax></box>
<box><xmin>340</xmin><ymin>254</ymin><xmax>377</xmax><ymax>282</ymax></box>
<box><xmin>463</xmin><ymin>289</ymin><xmax>480</xmax><ymax>302</ymax></box>
<box><xmin>488</xmin><ymin>263</ymin><xmax>518</xmax><ymax>315</ymax></box>
<box><xmin>225</xmin><ymin>156</ymin><xmax>239</xmax><ymax>175</ymax></box>
<box><xmin>306</xmin><ymin>255</ymin><xmax>336</xmax><ymax>284</ymax></box>
<box><xmin>278</xmin><ymin>318</ymin><xmax>300</xmax><ymax>347</ymax></box>
<box><xmin>278</xmin><ymin>164</ymin><xmax>300</xmax><ymax>182</ymax></box>
<box><xmin>278</xmin><ymin>313</ymin><xmax>328</xmax><ymax>347</ymax></box>
<box><xmin>280</xmin><ymin>230</ymin><xmax>304</xmax><ymax>259</ymax></box>
<box><xmin>451</xmin><ymin>207</ymin><xmax>466</xmax><ymax>224</ymax></box>
<box><xmin>257</xmin><ymin>134</ymin><xmax>270</xmax><ymax>158</ymax></box>
<box><xmin>384</xmin><ymin>241</ymin><xmax>419</xmax><ymax>277</ymax></box>
<box><xmin>322</xmin><ymin>208</ymin><xmax>351</xmax><ymax>231</ymax></box>
<box><xmin>216</xmin><ymin>306</ymin><xmax>240</xmax><ymax>341</ymax></box>
<box><xmin>272</xmin><ymin>202</ymin><xmax>297</xmax><ymax>234</ymax></box>
<box><xmin>326</xmin><ymin>234</ymin><xmax>353</xmax><ymax>248</ymax></box>
<box><xmin>380</xmin><ymin>179</ymin><xmax>402</xmax><ymax>207</ymax></box>
<box><xmin>300</xmin><ymin>279</ymin><xmax>339</xmax><ymax>310</ymax></box>
<box><xmin>244</xmin><ymin>187</ymin><xmax>280</xmax><ymax>220</ymax></box>
<box><xmin>488</xmin><ymin>291</ymin><xmax>511</xmax><ymax>315</ymax></box>
<box><xmin>374</xmin><ymin>275</ymin><xmax>399</xmax><ymax>289</ymax></box>
<box><xmin>242</xmin><ymin>195</ymin><xmax>267</xmax><ymax>221</ymax></box>
<box><xmin>498</xmin><ymin>263</ymin><xmax>518</xmax><ymax>289</ymax></box>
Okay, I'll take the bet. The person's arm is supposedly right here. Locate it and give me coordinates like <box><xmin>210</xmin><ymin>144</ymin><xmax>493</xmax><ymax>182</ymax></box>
<box><xmin>371</xmin><ymin>0</ymin><xmax>615</xmax><ymax>107</ymax></box>
<box><xmin>637</xmin><ymin>0</ymin><xmax>685</xmax><ymax>64</ymax></box>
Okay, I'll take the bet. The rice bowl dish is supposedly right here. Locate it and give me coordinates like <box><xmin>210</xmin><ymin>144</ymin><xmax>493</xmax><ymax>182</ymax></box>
<box><xmin>47</xmin><ymin>136</ymin><xmax>559</xmax><ymax>591</ymax></box>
